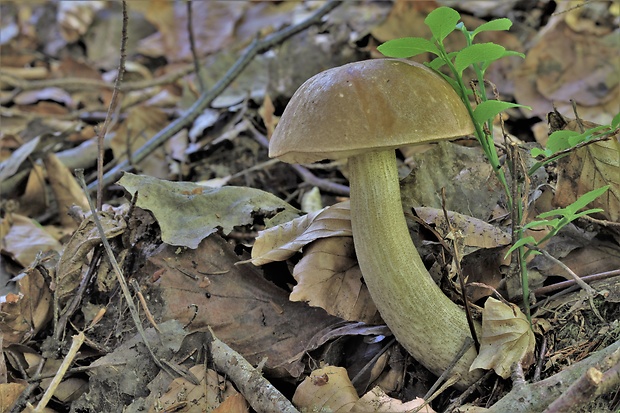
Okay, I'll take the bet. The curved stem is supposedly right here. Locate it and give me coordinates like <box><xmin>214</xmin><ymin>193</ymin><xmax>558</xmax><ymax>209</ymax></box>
<box><xmin>348</xmin><ymin>150</ymin><xmax>482</xmax><ymax>388</ymax></box>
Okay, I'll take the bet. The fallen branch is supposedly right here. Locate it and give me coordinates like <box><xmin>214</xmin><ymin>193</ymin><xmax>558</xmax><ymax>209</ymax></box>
<box><xmin>464</xmin><ymin>338</ymin><xmax>620</xmax><ymax>412</ymax></box>
<box><xmin>208</xmin><ymin>327</ymin><xmax>300</xmax><ymax>413</ymax></box>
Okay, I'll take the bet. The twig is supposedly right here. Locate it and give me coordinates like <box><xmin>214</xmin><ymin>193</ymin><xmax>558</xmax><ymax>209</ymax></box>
<box><xmin>208</xmin><ymin>327</ymin><xmax>300</xmax><ymax>413</ymax></box>
<box><xmin>186</xmin><ymin>0</ymin><xmax>204</xmax><ymax>92</ymax></box>
<box><xmin>543</xmin><ymin>348</ymin><xmax>620</xmax><ymax>413</ymax></box>
<box><xmin>532</xmin><ymin>268</ymin><xmax>620</xmax><ymax>297</ymax></box>
<box><xmin>475</xmin><ymin>339</ymin><xmax>620</xmax><ymax>412</ymax></box>
<box><xmin>525</xmin><ymin>244</ymin><xmax>597</xmax><ymax>296</ymax></box>
<box><xmin>96</xmin><ymin>0</ymin><xmax>128</xmax><ymax>209</ymax></box>
<box><xmin>30</xmin><ymin>332</ymin><xmax>85</xmax><ymax>413</ymax></box>
<box><xmin>440</xmin><ymin>188</ymin><xmax>479</xmax><ymax>352</ymax></box>
<box><xmin>88</xmin><ymin>0</ymin><xmax>340</xmax><ymax>193</ymax></box>
<box><xmin>248</xmin><ymin>123</ymin><xmax>351</xmax><ymax>196</ymax></box>
<box><xmin>0</xmin><ymin>64</ymin><xmax>194</xmax><ymax>92</ymax></box>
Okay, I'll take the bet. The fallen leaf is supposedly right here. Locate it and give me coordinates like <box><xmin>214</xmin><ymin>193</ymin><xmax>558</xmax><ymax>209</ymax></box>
<box><xmin>292</xmin><ymin>366</ymin><xmax>358</xmax><ymax>412</ymax></box>
<box><xmin>118</xmin><ymin>173</ymin><xmax>299</xmax><ymax>249</ymax></box>
<box><xmin>250</xmin><ymin>201</ymin><xmax>351</xmax><ymax>266</ymax></box>
<box><xmin>43</xmin><ymin>153</ymin><xmax>88</xmax><ymax>227</ymax></box>
<box><xmin>470</xmin><ymin>297</ymin><xmax>535</xmax><ymax>378</ymax></box>
<box><xmin>352</xmin><ymin>386</ymin><xmax>435</xmax><ymax>413</ymax></box>
<box><xmin>0</xmin><ymin>214</ymin><xmax>62</xmax><ymax>267</ymax></box>
<box><xmin>554</xmin><ymin>138</ymin><xmax>620</xmax><ymax>222</ymax></box>
<box><xmin>414</xmin><ymin>207</ymin><xmax>512</xmax><ymax>252</ymax></box>
<box><xmin>0</xmin><ymin>265</ymin><xmax>52</xmax><ymax>346</ymax></box>
<box><xmin>291</xmin><ymin>237</ymin><xmax>380</xmax><ymax>324</ymax></box>
<box><xmin>110</xmin><ymin>106</ymin><xmax>170</xmax><ymax>180</ymax></box>
<box><xmin>146</xmin><ymin>235</ymin><xmax>341</xmax><ymax>378</ymax></box>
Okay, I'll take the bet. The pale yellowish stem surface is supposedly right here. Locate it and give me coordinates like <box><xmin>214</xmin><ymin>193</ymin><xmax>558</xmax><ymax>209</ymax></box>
<box><xmin>348</xmin><ymin>149</ymin><xmax>482</xmax><ymax>388</ymax></box>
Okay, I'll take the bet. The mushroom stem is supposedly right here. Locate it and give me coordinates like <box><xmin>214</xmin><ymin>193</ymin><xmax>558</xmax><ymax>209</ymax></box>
<box><xmin>348</xmin><ymin>149</ymin><xmax>482</xmax><ymax>388</ymax></box>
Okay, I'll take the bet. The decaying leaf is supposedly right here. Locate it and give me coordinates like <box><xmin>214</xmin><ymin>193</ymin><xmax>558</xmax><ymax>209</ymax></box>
<box><xmin>414</xmin><ymin>207</ymin><xmax>512</xmax><ymax>252</ymax></box>
<box><xmin>291</xmin><ymin>237</ymin><xmax>380</xmax><ymax>324</ymax></box>
<box><xmin>55</xmin><ymin>206</ymin><xmax>127</xmax><ymax>304</ymax></box>
<box><xmin>470</xmin><ymin>297</ymin><xmax>535</xmax><ymax>378</ymax></box>
<box><xmin>250</xmin><ymin>201</ymin><xmax>352</xmax><ymax>266</ymax></box>
<box><xmin>554</xmin><ymin>138</ymin><xmax>620</xmax><ymax>222</ymax></box>
<box><xmin>148</xmin><ymin>366</ymin><xmax>242</xmax><ymax>413</ymax></box>
<box><xmin>0</xmin><ymin>266</ymin><xmax>52</xmax><ymax>346</ymax></box>
<box><xmin>352</xmin><ymin>387</ymin><xmax>435</xmax><ymax>413</ymax></box>
<box><xmin>292</xmin><ymin>366</ymin><xmax>358</xmax><ymax>412</ymax></box>
<box><xmin>0</xmin><ymin>214</ymin><xmax>62</xmax><ymax>267</ymax></box>
<box><xmin>118</xmin><ymin>172</ymin><xmax>299</xmax><ymax>249</ymax></box>
<box><xmin>43</xmin><ymin>153</ymin><xmax>88</xmax><ymax>227</ymax></box>
<box><xmin>293</xmin><ymin>366</ymin><xmax>435</xmax><ymax>413</ymax></box>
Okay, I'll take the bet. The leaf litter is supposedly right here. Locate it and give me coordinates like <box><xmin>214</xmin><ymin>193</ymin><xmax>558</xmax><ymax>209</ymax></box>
<box><xmin>1</xmin><ymin>1</ymin><xmax>619</xmax><ymax>412</ymax></box>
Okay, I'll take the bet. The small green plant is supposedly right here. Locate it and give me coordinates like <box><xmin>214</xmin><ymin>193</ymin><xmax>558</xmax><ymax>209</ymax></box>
<box><xmin>377</xmin><ymin>6</ymin><xmax>613</xmax><ymax>321</ymax></box>
<box><xmin>529</xmin><ymin>111</ymin><xmax>620</xmax><ymax>174</ymax></box>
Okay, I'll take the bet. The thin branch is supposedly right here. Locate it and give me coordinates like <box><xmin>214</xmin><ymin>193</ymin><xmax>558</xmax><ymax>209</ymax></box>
<box><xmin>96</xmin><ymin>0</ymin><xmax>128</xmax><ymax>209</ymax></box>
<box><xmin>186</xmin><ymin>0</ymin><xmax>204</xmax><ymax>92</ymax></box>
<box><xmin>88</xmin><ymin>0</ymin><xmax>341</xmax><ymax>192</ymax></box>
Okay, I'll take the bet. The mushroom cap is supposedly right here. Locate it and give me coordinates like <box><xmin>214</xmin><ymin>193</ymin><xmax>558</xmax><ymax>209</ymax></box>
<box><xmin>269</xmin><ymin>59</ymin><xmax>474</xmax><ymax>164</ymax></box>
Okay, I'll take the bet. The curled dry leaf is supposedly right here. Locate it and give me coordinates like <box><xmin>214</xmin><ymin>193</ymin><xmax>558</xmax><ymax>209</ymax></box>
<box><xmin>250</xmin><ymin>201</ymin><xmax>352</xmax><ymax>266</ymax></box>
<box><xmin>292</xmin><ymin>366</ymin><xmax>358</xmax><ymax>412</ymax></box>
<box><xmin>470</xmin><ymin>297</ymin><xmax>536</xmax><ymax>379</ymax></box>
<box><xmin>291</xmin><ymin>237</ymin><xmax>381</xmax><ymax>324</ymax></box>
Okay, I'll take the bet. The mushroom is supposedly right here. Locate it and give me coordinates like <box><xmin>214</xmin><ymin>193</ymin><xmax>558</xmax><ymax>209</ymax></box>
<box><xmin>269</xmin><ymin>59</ymin><xmax>482</xmax><ymax>387</ymax></box>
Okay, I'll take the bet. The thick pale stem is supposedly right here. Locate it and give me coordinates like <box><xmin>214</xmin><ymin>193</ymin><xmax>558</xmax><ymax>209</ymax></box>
<box><xmin>348</xmin><ymin>150</ymin><xmax>482</xmax><ymax>388</ymax></box>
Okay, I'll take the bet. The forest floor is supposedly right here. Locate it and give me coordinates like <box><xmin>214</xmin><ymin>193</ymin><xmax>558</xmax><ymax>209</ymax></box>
<box><xmin>1</xmin><ymin>1</ymin><xmax>619</xmax><ymax>412</ymax></box>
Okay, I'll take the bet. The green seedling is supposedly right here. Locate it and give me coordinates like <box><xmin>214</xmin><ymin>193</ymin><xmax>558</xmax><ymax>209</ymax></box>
<box><xmin>378</xmin><ymin>6</ymin><xmax>613</xmax><ymax>322</ymax></box>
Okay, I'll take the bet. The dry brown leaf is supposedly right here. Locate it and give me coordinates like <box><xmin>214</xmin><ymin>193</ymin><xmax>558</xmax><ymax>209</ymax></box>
<box><xmin>110</xmin><ymin>106</ymin><xmax>170</xmax><ymax>179</ymax></box>
<box><xmin>415</xmin><ymin>207</ymin><xmax>511</xmax><ymax>252</ymax></box>
<box><xmin>470</xmin><ymin>297</ymin><xmax>535</xmax><ymax>378</ymax></box>
<box><xmin>554</xmin><ymin>138</ymin><xmax>620</xmax><ymax>222</ymax></box>
<box><xmin>513</xmin><ymin>14</ymin><xmax>619</xmax><ymax>122</ymax></box>
<box><xmin>134</xmin><ymin>2</ymin><xmax>246</xmax><ymax>62</ymax></box>
<box><xmin>0</xmin><ymin>266</ymin><xmax>52</xmax><ymax>346</ymax></box>
<box><xmin>148</xmin><ymin>235</ymin><xmax>340</xmax><ymax>378</ymax></box>
<box><xmin>352</xmin><ymin>386</ymin><xmax>435</xmax><ymax>413</ymax></box>
<box><xmin>43</xmin><ymin>153</ymin><xmax>89</xmax><ymax>227</ymax></box>
<box><xmin>57</xmin><ymin>1</ymin><xmax>105</xmax><ymax>42</ymax></box>
<box><xmin>291</xmin><ymin>237</ymin><xmax>380</xmax><ymax>324</ymax></box>
<box><xmin>0</xmin><ymin>214</ymin><xmax>62</xmax><ymax>267</ymax></box>
<box><xmin>250</xmin><ymin>201</ymin><xmax>352</xmax><ymax>266</ymax></box>
<box><xmin>0</xmin><ymin>382</ymin><xmax>28</xmax><ymax>412</ymax></box>
<box><xmin>292</xmin><ymin>366</ymin><xmax>358</xmax><ymax>413</ymax></box>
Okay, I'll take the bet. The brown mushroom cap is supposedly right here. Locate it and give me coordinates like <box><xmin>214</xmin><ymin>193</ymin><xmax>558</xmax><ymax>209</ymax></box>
<box><xmin>269</xmin><ymin>59</ymin><xmax>474</xmax><ymax>164</ymax></box>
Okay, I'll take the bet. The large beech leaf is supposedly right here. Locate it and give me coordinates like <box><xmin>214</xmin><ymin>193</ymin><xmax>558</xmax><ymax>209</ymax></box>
<box><xmin>118</xmin><ymin>173</ymin><xmax>299</xmax><ymax>249</ymax></box>
<box><xmin>470</xmin><ymin>297</ymin><xmax>535</xmax><ymax>378</ymax></box>
<box><xmin>250</xmin><ymin>201</ymin><xmax>352</xmax><ymax>266</ymax></box>
<box><xmin>291</xmin><ymin>237</ymin><xmax>381</xmax><ymax>324</ymax></box>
